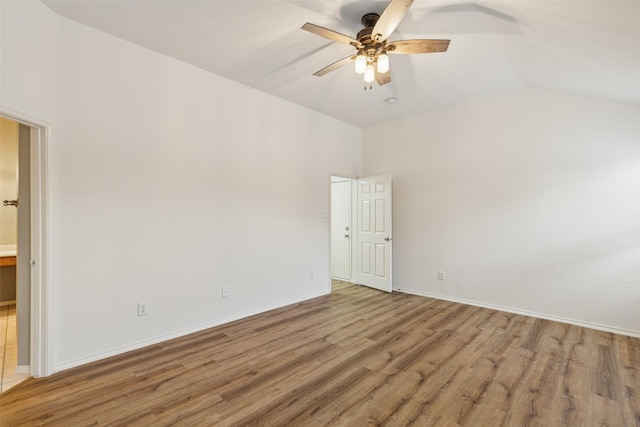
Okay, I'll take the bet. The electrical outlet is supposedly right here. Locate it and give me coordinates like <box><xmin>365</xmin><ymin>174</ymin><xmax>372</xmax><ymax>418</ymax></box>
<box><xmin>221</xmin><ymin>287</ymin><xmax>229</xmax><ymax>298</ymax></box>
<box><xmin>438</xmin><ymin>271</ymin><xmax>446</xmax><ymax>281</ymax></box>
<box><xmin>309</xmin><ymin>271</ymin><xmax>314</xmax><ymax>279</ymax></box>
<box><xmin>138</xmin><ymin>303</ymin><xmax>148</xmax><ymax>316</ymax></box>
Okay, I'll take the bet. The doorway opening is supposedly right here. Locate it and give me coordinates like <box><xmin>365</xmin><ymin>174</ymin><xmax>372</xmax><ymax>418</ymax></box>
<box><xmin>1</xmin><ymin>117</ymin><xmax>30</xmax><ymax>391</ymax></box>
<box><xmin>330</xmin><ymin>176</ymin><xmax>356</xmax><ymax>283</ymax></box>
<box><xmin>330</xmin><ymin>174</ymin><xmax>393</xmax><ymax>293</ymax></box>
<box><xmin>0</xmin><ymin>110</ymin><xmax>50</xmax><ymax>382</ymax></box>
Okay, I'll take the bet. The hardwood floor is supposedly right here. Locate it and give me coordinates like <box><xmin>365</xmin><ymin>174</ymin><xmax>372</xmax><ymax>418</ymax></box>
<box><xmin>1</xmin><ymin>280</ymin><xmax>639</xmax><ymax>426</ymax></box>
<box><xmin>0</xmin><ymin>305</ymin><xmax>28</xmax><ymax>393</ymax></box>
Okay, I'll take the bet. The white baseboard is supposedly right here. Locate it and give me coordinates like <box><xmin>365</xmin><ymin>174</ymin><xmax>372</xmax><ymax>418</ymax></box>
<box><xmin>393</xmin><ymin>286</ymin><xmax>640</xmax><ymax>339</ymax></box>
<box><xmin>15</xmin><ymin>365</ymin><xmax>30</xmax><ymax>375</ymax></box>
<box><xmin>54</xmin><ymin>290</ymin><xmax>330</xmax><ymax>373</ymax></box>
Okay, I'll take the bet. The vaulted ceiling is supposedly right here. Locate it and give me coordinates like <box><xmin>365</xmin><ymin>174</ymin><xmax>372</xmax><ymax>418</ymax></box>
<box><xmin>44</xmin><ymin>0</ymin><xmax>640</xmax><ymax>128</ymax></box>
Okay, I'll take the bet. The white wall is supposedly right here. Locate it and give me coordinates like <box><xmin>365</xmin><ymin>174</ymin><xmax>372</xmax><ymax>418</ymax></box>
<box><xmin>1</xmin><ymin>1</ymin><xmax>362</xmax><ymax>371</ymax></box>
<box><xmin>363</xmin><ymin>88</ymin><xmax>640</xmax><ymax>336</ymax></box>
<box><xmin>3</xmin><ymin>1</ymin><xmax>638</xmax><ymax>374</ymax></box>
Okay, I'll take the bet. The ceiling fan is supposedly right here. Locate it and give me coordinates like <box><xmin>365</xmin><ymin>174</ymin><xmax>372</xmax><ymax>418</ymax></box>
<box><xmin>301</xmin><ymin>0</ymin><xmax>450</xmax><ymax>89</ymax></box>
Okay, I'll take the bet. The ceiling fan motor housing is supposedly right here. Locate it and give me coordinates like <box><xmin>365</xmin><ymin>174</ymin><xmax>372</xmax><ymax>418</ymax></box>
<box><xmin>357</xmin><ymin>13</ymin><xmax>380</xmax><ymax>46</ymax></box>
<box><xmin>357</xmin><ymin>12</ymin><xmax>387</xmax><ymax>59</ymax></box>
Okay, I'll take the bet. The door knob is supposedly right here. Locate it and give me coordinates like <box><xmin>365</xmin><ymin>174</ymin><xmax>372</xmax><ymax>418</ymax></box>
<box><xmin>385</xmin><ymin>237</ymin><xmax>391</xmax><ymax>241</ymax></box>
<box><xmin>345</xmin><ymin>234</ymin><xmax>350</xmax><ymax>238</ymax></box>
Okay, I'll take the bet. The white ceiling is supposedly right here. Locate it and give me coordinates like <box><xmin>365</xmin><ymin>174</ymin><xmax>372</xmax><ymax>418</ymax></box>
<box><xmin>43</xmin><ymin>0</ymin><xmax>640</xmax><ymax>128</ymax></box>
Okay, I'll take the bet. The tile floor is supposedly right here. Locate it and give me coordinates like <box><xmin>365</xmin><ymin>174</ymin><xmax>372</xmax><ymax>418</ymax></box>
<box><xmin>0</xmin><ymin>305</ymin><xmax>29</xmax><ymax>393</ymax></box>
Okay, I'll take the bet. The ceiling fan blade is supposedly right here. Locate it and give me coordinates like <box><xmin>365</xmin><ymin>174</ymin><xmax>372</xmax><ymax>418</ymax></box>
<box><xmin>313</xmin><ymin>55</ymin><xmax>355</xmax><ymax>77</ymax></box>
<box><xmin>301</xmin><ymin>23</ymin><xmax>361</xmax><ymax>47</ymax></box>
<box><xmin>372</xmin><ymin>0</ymin><xmax>414</xmax><ymax>42</ymax></box>
<box><xmin>375</xmin><ymin>69</ymin><xmax>391</xmax><ymax>86</ymax></box>
<box><xmin>387</xmin><ymin>39</ymin><xmax>450</xmax><ymax>54</ymax></box>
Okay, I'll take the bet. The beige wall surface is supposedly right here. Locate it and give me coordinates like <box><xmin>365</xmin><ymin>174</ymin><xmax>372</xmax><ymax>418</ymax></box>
<box><xmin>0</xmin><ymin>117</ymin><xmax>19</xmax><ymax>246</ymax></box>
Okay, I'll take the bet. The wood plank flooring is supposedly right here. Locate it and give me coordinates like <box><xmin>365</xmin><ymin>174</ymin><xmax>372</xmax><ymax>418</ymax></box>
<box><xmin>1</xmin><ymin>280</ymin><xmax>639</xmax><ymax>426</ymax></box>
<box><xmin>0</xmin><ymin>305</ymin><xmax>28</xmax><ymax>393</ymax></box>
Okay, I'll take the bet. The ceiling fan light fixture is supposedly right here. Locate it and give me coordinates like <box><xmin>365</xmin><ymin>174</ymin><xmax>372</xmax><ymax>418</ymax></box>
<box><xmin>355</xmin><ymin>54</ymin><xmax>367</xmax><ymax>74</ymax></box>
<box><xmin>302</xmin><ymin>0</ymin><xmax>451</xmax><ymax>90</ymax></box>
<box><xmin>377</xmin><ymin>53</ymin><xmax>389</xmax><ymax>73</ymax></box>
<box><xmin>364</xmin><ymin>63</ymin><xmax>375</xmax><ymax>83</ymax></box>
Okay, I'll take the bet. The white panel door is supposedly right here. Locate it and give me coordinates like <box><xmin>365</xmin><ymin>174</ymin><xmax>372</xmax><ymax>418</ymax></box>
<box><xmin>357</xmin><ymin>174</ymin><xmax>392</xmax><ymax>292</ymax></box>
<box><xmin>330</xmin><ymin>180</ymin><xmax>351</xmax><ymax>280</ymax></box>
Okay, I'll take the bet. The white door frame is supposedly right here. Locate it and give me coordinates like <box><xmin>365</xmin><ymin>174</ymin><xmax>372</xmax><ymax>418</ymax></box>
<box><xmin>1</xmin><ymin>108</ymin><xmax>51</xmax><ymax>377</ymax></box>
